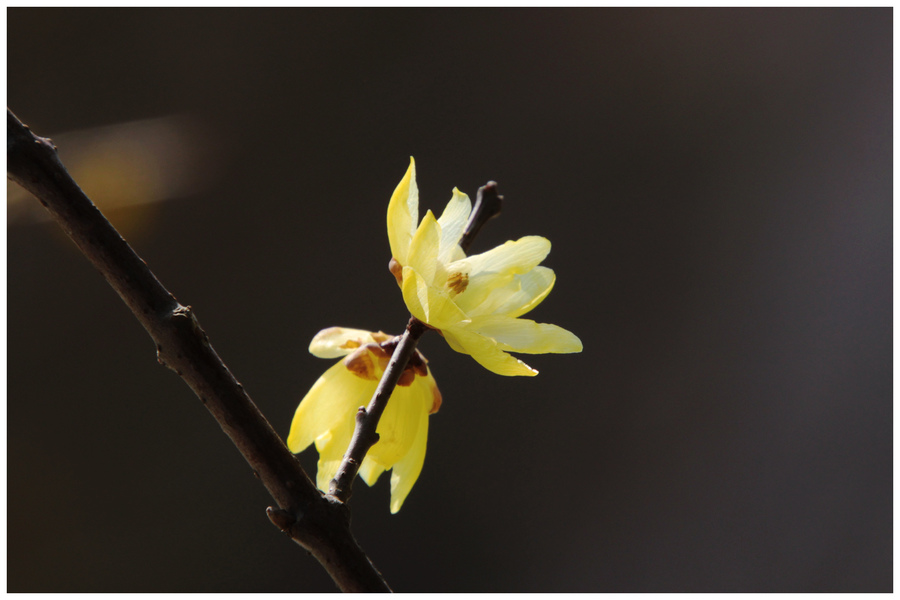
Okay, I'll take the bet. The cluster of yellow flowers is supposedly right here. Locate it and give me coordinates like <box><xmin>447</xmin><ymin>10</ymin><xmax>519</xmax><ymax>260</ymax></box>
<box><xmin>288</xmin><ymin>158</ymin><xmax>582</xmax><ymax>513</ymax></box>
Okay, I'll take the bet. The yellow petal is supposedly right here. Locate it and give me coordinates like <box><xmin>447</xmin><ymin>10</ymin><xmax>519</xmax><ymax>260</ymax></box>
<box><xmin>286</xmin><ymin>360</ymin><xmax>375</xmax><ymax>453</ymax></box>
<box><xmin>447</xmin><ymin>237</ymin><xmax>552</xmax><ymax>317</ymax></box>
<box><xmin>313</xmin><ymin>410</ymin><xmax>357</xmax><ymax>492</ymax></box>
<box><xmin>388</xmin><ymin>382</ymin><xmax>431</xmax><ymax>513</ymax></box>
<box><xmin>308</xmin><ymin>326</ymin><xmax>381</xmax><ymax>359</ymax></box>
<box><xmin>445</xmin><ymin>245</ymin><xmax>466</xmax><ymax>264</ymax></box>
<box><xmin>315</xmin><ymin>458</ymin><xmax>342</xmax><ymax>493</ymax></box>
<box><xmin>387</xmin><ymin>157</ymin><xmax>418</xmax><ymax>266</ymax></box>
<box><xmin>455</xmin><ymin>266</ymin><xmax>556</xmax><ymax>318</ymax></box>
<box><xmin>436</xmin><ymin>188</ymin><xmax>471</xmax><ymax>263</ymax></box>
<box><xmin>368</xmin><ymin>381</ymin><xmax>428</xmax><ymax>467</ymax></box>
<box><xmin>443</xmin><ymin>326</ymin><xmax>538</xmax><ymax>377</ymax></box>
<box><xmin>470</xmin><ymin>316</ymin><xmax>583</xmax><ymax>354</ymax></box>
<box><xmin>407</xmin><ymin>210</ymin><xmax>442</xmax><ymax>285</ymax></box>
<box><xmin>400</xmin><ymin>266</ymin><xmax>429</xmax><ymax>323</ymax></box>
<box><xmin>495</xmin><ymin>266</ymin><xmax>557</xmax><ymax>318</ymax></box>
<box><xmin>401</xmin><ymin>265</ymin><xmax>469</xmax><ymax>329</ymax></box>
<box><xmin>451</xmin><ymin>236</ymin><xmax>551</xmax><ymax>279</ymax></box>
<box><xmin>315</xmin><ymin>440</ymin><xmax>347</xmax><ymax>492</ymax></box>
<box><xmin>359</xmin><ymin>456</ymin><xmax>387</xmax><ymax>487</ymax></box>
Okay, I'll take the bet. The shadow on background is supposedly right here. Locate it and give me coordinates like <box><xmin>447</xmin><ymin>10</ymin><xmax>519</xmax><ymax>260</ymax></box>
<box><xmin>7</xmin><ymin>8</ymin><xmax>891</xmax><ymax>592</ymax></box>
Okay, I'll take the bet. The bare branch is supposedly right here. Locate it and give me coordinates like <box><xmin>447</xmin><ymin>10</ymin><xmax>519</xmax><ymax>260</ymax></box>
<box><xmin>460</xmin><ymin>181</ymin><xmax>503</xmax><ymax>253</ymax></box>
<box><xmin>6</xmin><ymin>108</ymin><xmax>389</xmax><ymax>593</ymax></box>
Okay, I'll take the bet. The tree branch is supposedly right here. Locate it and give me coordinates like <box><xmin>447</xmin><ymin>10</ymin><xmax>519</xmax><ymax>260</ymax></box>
<box><xmin>6</xmin><ymin>108</ymin><xmax>389</xmax><ymax>593</ymax></box>
<box><xmin>460</xmin><ymin>181</ymin><xmax>503</xmax><ymax>253</ymax></box>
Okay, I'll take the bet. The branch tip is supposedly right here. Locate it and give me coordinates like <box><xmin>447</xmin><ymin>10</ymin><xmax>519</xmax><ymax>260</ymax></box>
<box><xmin>460</xmin><ymin>181</ymin><xmax>503</xmax><ymax>253</ymax></box>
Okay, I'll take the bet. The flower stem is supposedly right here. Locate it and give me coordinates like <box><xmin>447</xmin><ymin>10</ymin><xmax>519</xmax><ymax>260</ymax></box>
<box><xmin>328</xmin><ymin>317</ymin><xmax>429</xmax><ymax>503</ymax></box>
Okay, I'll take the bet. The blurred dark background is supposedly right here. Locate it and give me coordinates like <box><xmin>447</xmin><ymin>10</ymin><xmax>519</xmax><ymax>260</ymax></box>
<box><xmin>7</xmin><ymin>8</ymin><xmax>891</xmax><ymax>592</ymax></box>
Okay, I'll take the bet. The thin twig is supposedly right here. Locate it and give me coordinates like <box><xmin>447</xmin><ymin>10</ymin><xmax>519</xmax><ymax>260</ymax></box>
<box><xmin>328</xmin><ymin>317</ymin><xmax>429</xmax><ymax>503</ymax></box>
<box><xmin>6</xmin><ymin>108</ymin><xmax>389</xmax><ymax>593</ymax></box>
<box><xmin>460</xmin><ymin>181</ymin><xmax>503</xmax><ymax>253</ymax></box>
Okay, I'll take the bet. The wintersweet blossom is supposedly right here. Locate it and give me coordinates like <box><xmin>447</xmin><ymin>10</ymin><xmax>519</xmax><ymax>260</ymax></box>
<box><xmin>287</xmin><ymin>326</ymin><xmax>441</xmax><ymax>513</ymax></box>
<box><xmin>387</xmin><ymin>157</ymin><xmax>583</xmax><ymax>376</ymax></box>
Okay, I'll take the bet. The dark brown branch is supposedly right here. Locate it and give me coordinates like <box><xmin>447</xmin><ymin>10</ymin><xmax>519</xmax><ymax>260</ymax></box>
<box><xmin>460</xmin><ymin>181</ymin><xmax>503</xmax><ymax>253</ymax></box>
<box><xmin>328</xmin><ymin>317</ymin><xmax>429</xmax><ymax>503</ymax></box>
<box><xmin>6</xmin><ymin>108</ymin><xmax>389</xmax><ymax>593</ymax></box>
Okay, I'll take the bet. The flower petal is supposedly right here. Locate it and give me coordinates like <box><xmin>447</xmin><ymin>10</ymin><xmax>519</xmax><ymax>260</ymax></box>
<box><xmin>451</xmin><ymin>236</ymin><xmax>551</xmax><ymax>279</ymax></box>
<box><xmin>401</xmin><ymin>266</ymin><xmax>470</xmax><ymax>328</ymax></box>
<box><xmin>407</xmin><ymin>210</ymin><xmax>441</xmax><ymax>285</ymax></box>
<box><xmin>315</xmin><ymin>431</ymin><xmax>350</xmax><ymax>492</ymax></box>
<box><xmin>448</xmin><ymin>237</ymin><xmax>552</xmax><ymax>317</ymax></box>
<box><xmin>495</xmin><ymin>266</ymin><xmax>556</xmax><ymax>318</ymax></box>
<box><xmin>455</xmin><ymin>266</ymin><xmax>556</xmax><ymax>318</ymax></box>
<box><xmin>359</xmin><ymin>456</ymin><xmax>387</xmax><ymax>487</ymax></box>
<box><xmin>443</xmin><ymin>326</ymin><xmax>539</xmax><ymax>377</ymax></box>
<box><xmin>312</xmin><ymin>409</ymin><xmax>357</xmax><ymax>492</ymax></box>
<box><xmin>400</xmin><ymin>267</ymin><xmax>429</xmax><ymax>323</ymax></box>
<box><xmin>387</xmin><ymin>157</ymin><xmax>418</xmax><ymax>266</ymax></box>
<box><xmin>309</xmin><ymin>326</ymin><xmax>384</xmax><ymax>359</ymax></box>
<box><xmin>436</xmin><ymin>188</ymin><xmax>472</xmax><ymax>263</ymax></box>
<box><xmin>286</xmin><ymin>361</ymin><xmax>375</xmax><ymax>454</ymax></box>
<box><xmin>469</xmin><ymin>316</ymin><xmax>583</xmax><ymax>354</ymax></box>
<box><xmin>388</xmin><ymin>381</ymin><xmax>431</xmax><ymax>513</ymax></box>
<box><xmin>367</xmin><ymin>383</ymin><xmax>426</xmax><ymax>468</ymax></box>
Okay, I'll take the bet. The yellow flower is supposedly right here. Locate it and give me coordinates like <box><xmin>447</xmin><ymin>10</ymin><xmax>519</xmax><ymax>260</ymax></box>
<box><xmin>287</xmin><ymin>326</ymin><xmax>441</xmax><ymax>513</ymax></box>
<box><xmin>387</xmin><ymin>157</ymin><xmax>583</xmax><ymax>376</ymax></box>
